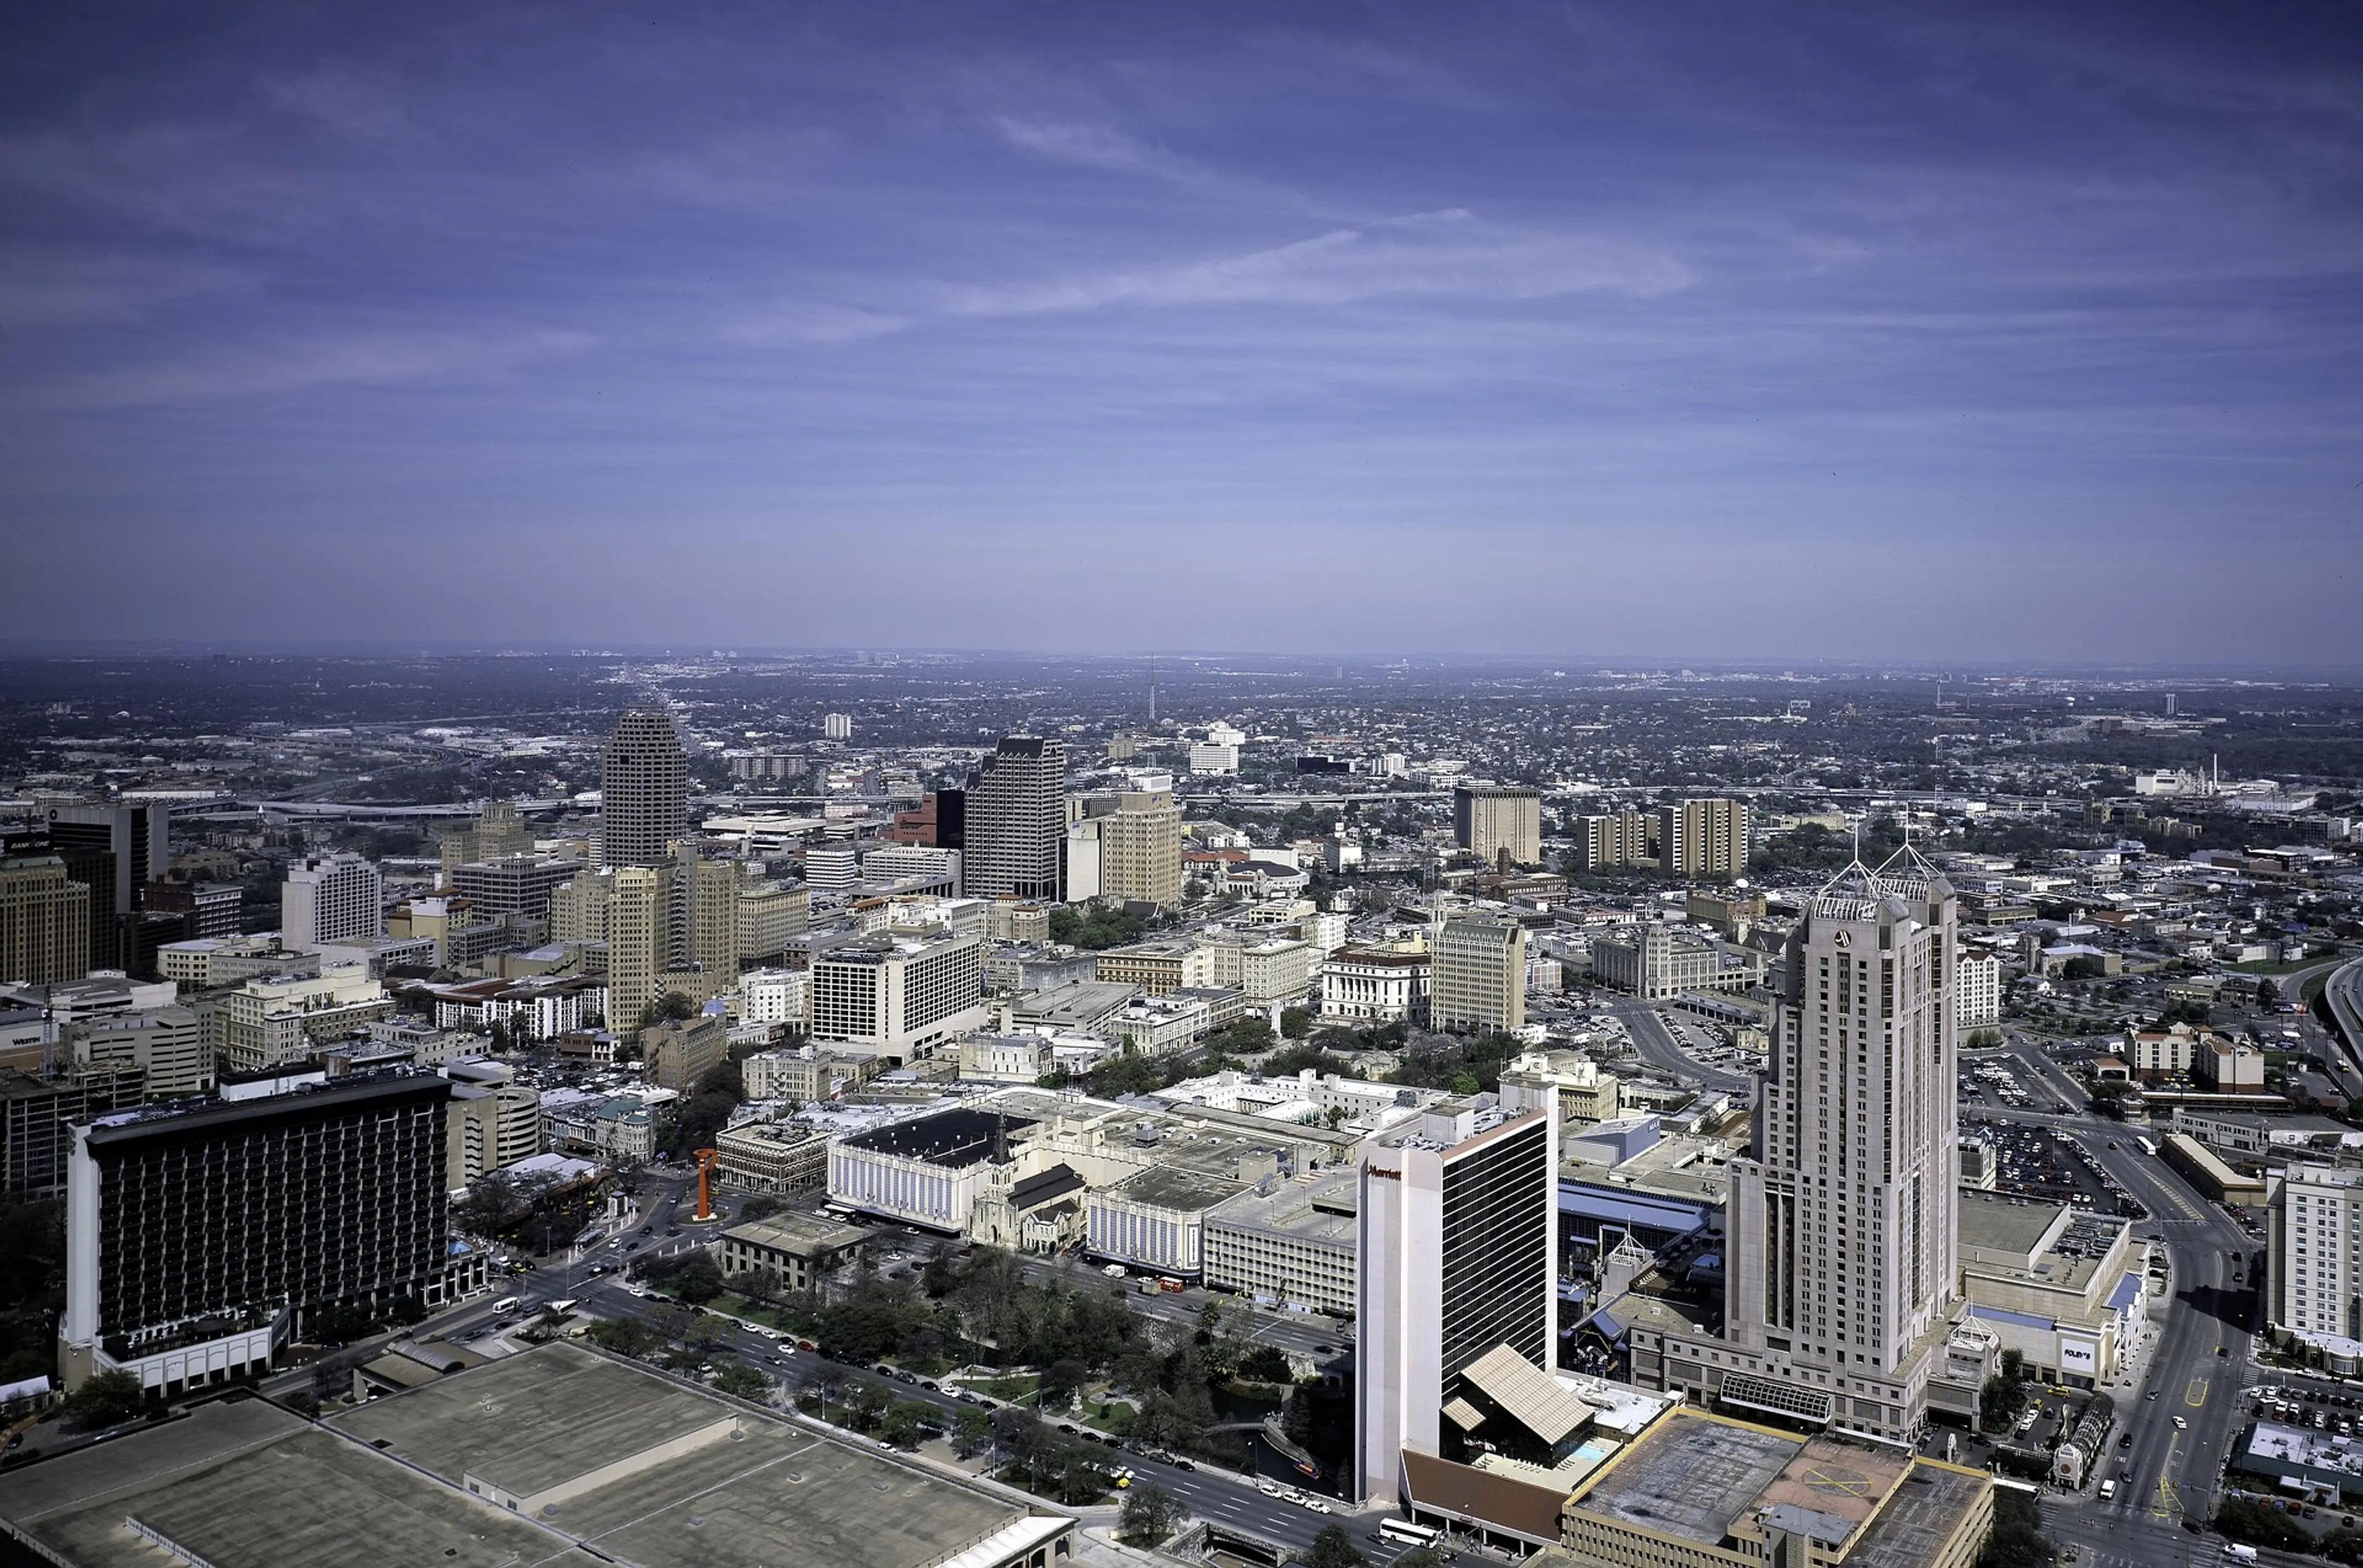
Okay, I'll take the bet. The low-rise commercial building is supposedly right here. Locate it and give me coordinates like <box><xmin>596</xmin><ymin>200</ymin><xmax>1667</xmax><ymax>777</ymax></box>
<box><xmin>1317</xmin><ymin>943</ymin><xmax>1431</xmax><ymax>1025</ymax></box>
<box><xmin>712</xmin><ymin>1121</ymin><xmax>831</xmax><ymax>1193</ymax></box>
<box><xmin>0</xmin><ymin>1342</ymin><xmax>1076</xmax><ymax>1568</ymax></box>
<box><xmin>1956</xmin><ymin>1192</ymin><xmax>2146</xmax><ymax>1388</ymax></box>
<box><xmin>742</xmin><ymin>1044</ymin><xmax>878</xmax><ymax>1102</ymax></box>
<box><xmin>217</xmin><ymin>969</ymin><xmax>396</xmax><ymax>1074</ymax></box>
<box><xmin>1086</xmin><ymin>1130</ymin><xmax>1279</xmax><ymax>1279</ymax></box>
<box><xmin>541</xmin><ymin>1087</ymin><xmax>668</xmax><ymax>1166</ymax></box>
<box><xmin>1587</xmin><ymin>923</ymin><xmax>1761</xmax><ymax>1000</ymax></box>
<box><xmin>1204</xmin><ymin>1167</ymin><xmax>1358</xmax><ymax>1314</ymax></box>
<box><xmin>1549</xmin><ymin>1409</ymin><xmax>1991</xmax><ymax>1568</ymax></box>
<box><xmin>714</xmin><ymin>1212</ymin><xmax>870</xmax><ymax>1291</ymax></box>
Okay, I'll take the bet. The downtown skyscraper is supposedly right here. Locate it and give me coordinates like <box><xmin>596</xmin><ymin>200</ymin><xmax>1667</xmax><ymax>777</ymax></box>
<box><xmin>600</xmin><ymin>706</ymin><xmax>689</xmax><ymax>870</ymax></box>
<box><xmin>961</xmin><ymin>736</ymin><xmax>1066</xmax><ymax>900</ymax></box>
<box><xmin>1709</xmin><ymin>848</ymin><xmax>1961</xmax><ymax>1439</ymax></box>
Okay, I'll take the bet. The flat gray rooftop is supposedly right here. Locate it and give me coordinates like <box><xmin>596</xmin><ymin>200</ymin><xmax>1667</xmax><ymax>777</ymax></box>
<box><xmin>1956</xmin><ymin>1192</ymin><xmax>2065</xmax><ymax>1260</ymax></box>
<box><xmin>1575</xmin><ymin>1409</ymin><xmax>1802</xmax><ymax>1545</ymax></box>
<box><xmin>0</xmin><ymin>1399</ymin><xmax>599</xmax><ymax>1568</ymax></box>
<box><xmin>2</xmin><ymin>1346</ymin><xmax>1057</xmax><ymax>1568</ymax></box>
<box><xmin>1205</xmin><ymin>1170</ymin><xmax>1357</xmax><ymax>1244</ymax></box>
<box><xmin>326</xmin><ymin>1342</ymin><xmax>1037</xmax><ymax>1568</ymax></box>
<box><xmin>1108</xmin><ymin>1161</ymin><xmax>1250</xmax><ymax>1214</ymax></box>
<box><xmin>1849</xmin><ymin>1464</ymin><xmax>1991</xmax><ymax>1568</ymax></box>
<box><xmin>327</xmin><ymin>1338</ymin><xmax>737</xmax><ymax>1496</ymax></box>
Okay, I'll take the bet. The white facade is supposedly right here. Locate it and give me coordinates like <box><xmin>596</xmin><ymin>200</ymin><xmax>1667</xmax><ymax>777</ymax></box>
<box><xmin>809</xmin><ymin>933</ymin><xmax>987</xmax><ymax>1063</ymax></box>
<box><xmin>1317</xmin><ymin>947</ymin><xmax>1430</xmax><ymax>1024</ymax></box>
<box><xmin>863</xmin><ymin>844</ymin><xmax>960</xmax><ymax>887</ymax></box>
<box><xmin>1356</xmin><ymin>1106</ymin><xmax>1559</xmax><ymax>1504</ymax></box>
<box><xmin>1956</xmin><ymin>952</ymin><xmax>2004</xmax><ymax>1030</ymax></box>
<box><xmin>282</xmin><ymin>854</ymin><xmax>384</xmax><ymax>951</ymax></box>
<box><xmin>739</xmin><ymin>967</ymin><xmax>810</xmax><ymax>1027</ymax></box>
<box><xmin>826</xmin><ymin>1140</ymin><xmax>996</xmax><ymax>1231</ymax></box>
<box><xmin>805</xmin><ymin>845</ymin><xmax>858</xmax><ymax>895</ymax></box>
<box><xmin>2271</xmin><ymin>1163</ymin><xmax>2363</xmax><ymax>1342</ymax></box>
<box><xmin>1188</xmin><ymin>742</ymin><xmax>1239</xmax><ymax>775</ymax></box>
<box><xmin>823</xmin><ymin>712</ymin><xmax>853</xmax><ymax>740</ymax></box>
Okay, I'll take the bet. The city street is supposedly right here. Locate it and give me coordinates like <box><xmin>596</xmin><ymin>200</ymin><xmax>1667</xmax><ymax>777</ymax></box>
<box><xmin>1613</xmin><ymin>1002</ymin><xmax>1756</xmax><ymax>1095</ymax></box>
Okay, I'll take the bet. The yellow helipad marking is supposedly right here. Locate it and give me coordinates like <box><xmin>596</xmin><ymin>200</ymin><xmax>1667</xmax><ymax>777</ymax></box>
<box><xmin>1803</xmin><ymin>1466</ymin><xmax>1874</xmax><ymax>1496</ymax></box>
<box><xmin>2186</xmin><ymin>1377</ymin><xmax>2209</xmax><ymax>1408</ymax></box>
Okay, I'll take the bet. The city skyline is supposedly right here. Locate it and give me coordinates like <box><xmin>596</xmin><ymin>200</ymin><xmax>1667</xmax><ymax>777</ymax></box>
<box><xmin>4</xmin><ymin>3</ymin><xmax>2359</xmax><ymax>662</ymax></box>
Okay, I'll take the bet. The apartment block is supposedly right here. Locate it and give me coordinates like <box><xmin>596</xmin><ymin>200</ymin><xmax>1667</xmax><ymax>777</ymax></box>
<box><xmin>641</xmin><ymin>1013</ymin><xmax>729</xmax><ymax>1092</ymax></box>
<box><xmin>218</xmin><ymin>969</ymin><xmax>396</xmax><ymax>1074</ymax></box>
<box><xmin>737</xmin><ymin>878</ymin><xmax>811</xmax><ymax>964</ymax></box>
<box><xmin>1955</xmin><ymin>951</ymin><xmax>2004</xmax><ymax>1030</ymax></box>
<box><xmin>69</xmin><ymin>1005</ymin><xmax>213</xmax><ymax>1100</ymax></box>
<box><xmin>2271</xmin><ymin>1162</ymin><xmax>2363</xmax><ymax>1342</ymax></box>
<box><xmin>1067</xmin><ymin>788</ymin><xmax>1183</xmax><ymax>906</ymax></box>
<box><xmin>1453</xmin><ymin>785</ymin><xmax>1543</xmax><ymax>867</ymax></box>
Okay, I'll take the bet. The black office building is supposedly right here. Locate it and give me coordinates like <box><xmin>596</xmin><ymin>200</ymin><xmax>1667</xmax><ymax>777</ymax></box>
<box><xmin>62</xmin><ymin>1073</ymin><xmax>454</xmax><ymax>1393</ymax></box>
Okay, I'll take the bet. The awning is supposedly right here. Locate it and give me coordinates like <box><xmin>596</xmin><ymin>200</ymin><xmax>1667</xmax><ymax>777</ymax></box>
<box><xmin>1460</xmin><ymin>1344</ymin><xmax>1594</xmax><ymax>1446</ymax></box>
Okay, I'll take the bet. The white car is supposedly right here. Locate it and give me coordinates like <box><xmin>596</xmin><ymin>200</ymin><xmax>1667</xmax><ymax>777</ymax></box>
<box><xmin>1298</xmin><ymin>1497</ymin><xmax>1332</xmax><ymax>1514</ymax></box>
<box><xmin>1258</xmin><ymin>1480</ymin><xmax>1284</xmax><ymax>1497</ymax></box>
<box><xmin>2171</xmin><ymin>1416</ymin><xmax>2188</xmax><ymax>1430</ymax></box>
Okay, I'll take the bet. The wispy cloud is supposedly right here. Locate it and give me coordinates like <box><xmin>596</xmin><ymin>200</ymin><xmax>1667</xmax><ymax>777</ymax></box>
<box><xmin>260</xmin><ymin>67</ymin><xmax>418</xmax><ymax>142</ymax></box>
<box><xmin>990</xmin><ymin>116</ymin><xmax>1221</xmax><ymax>186</ymax></box>
<box><xmin>22</xmin><ymin>328</ymin><xmax>593</xmax><ymax>410</ymax></box>
<box><xmin>941</xmin><ymin>210</ymin><xmax>1692</xmax><ymax>317</ymax></box>
<box><xmin>0</xmin><ymin>246</ymin><xmax>243</xmax><ymax>329</ymax></box>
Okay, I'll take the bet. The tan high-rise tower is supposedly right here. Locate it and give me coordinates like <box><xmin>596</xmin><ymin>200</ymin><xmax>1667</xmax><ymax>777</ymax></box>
<box><xmin>601</xmin><ymin>708</ymin><xmax>689</xmax><ymax>870</ymax></box>
<box><xmin>1708</xmin><ymin>846</ymin><xmax>1960</xmax><ymax>1441</ymax></box>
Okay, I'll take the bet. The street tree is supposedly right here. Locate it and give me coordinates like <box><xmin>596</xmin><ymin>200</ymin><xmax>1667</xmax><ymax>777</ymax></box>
<box><xmin>1118</xmin><ymin>1484</ymin><xmax>1183</xmax><ymax>1546</ymax></box>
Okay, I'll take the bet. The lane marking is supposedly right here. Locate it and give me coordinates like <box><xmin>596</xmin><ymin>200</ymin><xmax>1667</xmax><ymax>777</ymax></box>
<box><xmin>2186</xmin><ymin>1377</ymin><xmax>2209</xmax><ymax>1408</ymax></box>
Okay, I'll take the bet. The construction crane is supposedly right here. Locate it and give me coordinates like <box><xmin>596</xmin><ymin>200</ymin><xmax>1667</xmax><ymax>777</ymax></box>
<box><xmin>692</xmin><ymin>1147</ymin><xmax>721</xmax><ymax>1222</ymax></box>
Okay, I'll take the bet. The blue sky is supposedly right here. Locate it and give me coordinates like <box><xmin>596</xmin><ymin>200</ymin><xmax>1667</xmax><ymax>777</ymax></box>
<box><xmin>3</xmin><ymin>2</ymin><xmax>2359</xmax><ymax>663</ymax></box>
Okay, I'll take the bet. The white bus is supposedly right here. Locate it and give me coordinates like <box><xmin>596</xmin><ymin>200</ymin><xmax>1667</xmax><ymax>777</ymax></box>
<box><xmin>490</xmin><ymin>1296</ymin><xmax>520</xmax><ymax>1314</ymax></box>
<box><xmin>2135</xmin><ymin>1137</ymin><xmax>2158</xmax><ymax>1156</ymax></box>
<box><xmin>1378</xmin><ymin>1519</ymin><xmax>1440</xmax><ymax>1547</ymax></box>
